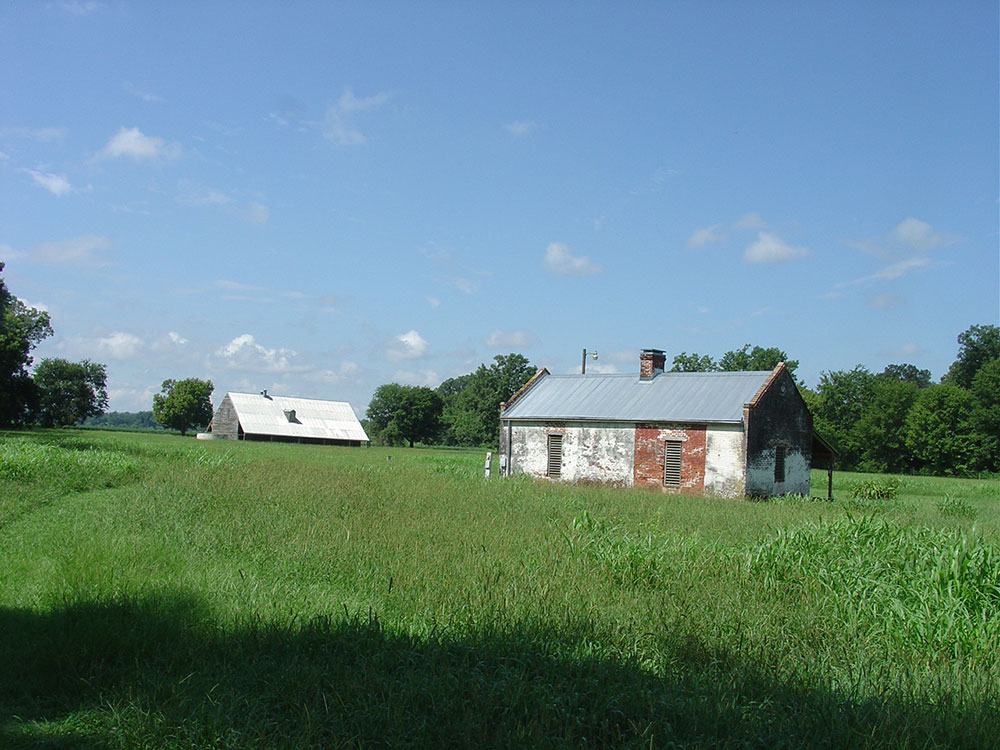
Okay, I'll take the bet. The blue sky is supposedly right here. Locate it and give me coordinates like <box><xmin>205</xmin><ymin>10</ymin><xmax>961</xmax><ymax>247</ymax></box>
<box><xmin>2</xmin><ymin>1</ymin><xmax>997</xmax><ymax>414</ymax></box>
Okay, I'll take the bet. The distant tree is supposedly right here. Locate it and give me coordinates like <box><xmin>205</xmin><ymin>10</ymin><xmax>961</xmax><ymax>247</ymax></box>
<box><xmin>854</xmin><ymin>377</ymin><xmax>919</xmax><ymax>473</ymax></box>
<box><xmin>904</xmin><ymin>385</ymin><xmax>979</xmax><ymax>476</ymax></box>
<box><xmin>33</xmin><ymin>358</ymin><xmax>108</xmax><ymax>427</ymax></box>
<box><xmin>152</xmin><ymin>378</ymin><xmax>214</xmax><ymax>435</ymax></box>
<box><xmin>880</xmin><ymin>363</ymin><xmax>932</xmax><ymax>389</ymax></box>
<box><xmin>0</xmin><ymin>262</ymin><xmax>53</xmax><ymax>426</ymax></box>
<box><xmin>969</xmin><ymin>358</ymin><xmax>1000</xmax><ymax>472</ymax></box>
<box><xmin>719</xmin><ymin>344</ymin><xmax>798</xmax><ymax>377</ymax></box>
<box><xmin>436</xmin><ymin>353</ymin><xmax>536</xmax><ymax>447</ymax></box>
<box><xmin>367</xmin><ymin>383</ymin><xmax>443</xmax><ymax>447</ymax></box>
<box><xmin>85</xmin><ymin>410</ymin><xmax>160</xmax><ymax>429</ymax></box>
<box><xmin>943</xmin><ymin>324</ymin><xmax>1000</xmax><ymax>389</ymax></box>
<box><xmin>670</xmin><ymin>352</ymin><xmax>718</xmax><ymax>372</ymax></box>
<box><xmin>810</xmin><ymin>365</ymin><xmax>877</xmax><ymax>469</ymax></box>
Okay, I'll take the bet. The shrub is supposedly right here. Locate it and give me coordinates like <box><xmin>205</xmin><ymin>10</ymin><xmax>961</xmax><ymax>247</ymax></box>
<box><xmin>850</xmin><ymin>477</ymin><xmax>900</xmax><ymax>502</ymax></box>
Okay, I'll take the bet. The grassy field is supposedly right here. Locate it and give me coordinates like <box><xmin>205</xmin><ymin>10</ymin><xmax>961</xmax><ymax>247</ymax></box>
<box><xmin>1</xmin><ymin>429</ymin><xmax>997</xmax><ymax>748</ymax></box>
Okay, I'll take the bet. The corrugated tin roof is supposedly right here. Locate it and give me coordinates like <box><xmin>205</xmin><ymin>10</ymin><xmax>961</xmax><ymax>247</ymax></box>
<box><xmin>226</xmin><ymin>392</ymin><xmax>370</xmax><ymax>442</ymax></box>
<box><xmin>500</xmin><ymin>371</ymin><xmax>774</xmax><ymax>423</ymax></box>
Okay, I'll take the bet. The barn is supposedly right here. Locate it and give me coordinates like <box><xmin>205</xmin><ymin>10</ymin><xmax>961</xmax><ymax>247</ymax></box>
<box><xmin>499</xmin><ymin>349</ymin><xmax>835</xmax><ymax>498</ymax></box>
<box><xmin>208</xmin><ymin>390</ymin><xmax>369</xmax><ymax>446</ymax></box>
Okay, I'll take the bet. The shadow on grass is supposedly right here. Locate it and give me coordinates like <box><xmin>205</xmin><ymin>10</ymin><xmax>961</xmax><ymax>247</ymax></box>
<box><xmin>1</xmin><ymin>593</ymin><xmax>995</xmax><ymax>749</ymax></box>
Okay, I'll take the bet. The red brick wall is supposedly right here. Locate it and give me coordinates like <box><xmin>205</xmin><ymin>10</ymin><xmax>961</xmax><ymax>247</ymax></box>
<box><xmin>633</xmin><ymin>423</ymin><xmax>707</xmax><ymax>493</ymax></box>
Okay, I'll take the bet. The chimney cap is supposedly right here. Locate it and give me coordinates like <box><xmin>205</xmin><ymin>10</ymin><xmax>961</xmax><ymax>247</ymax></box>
<box><xmin>640</xmin><ymin>348</ymin><xmax>666</xmax><ymax>355</ymax></box>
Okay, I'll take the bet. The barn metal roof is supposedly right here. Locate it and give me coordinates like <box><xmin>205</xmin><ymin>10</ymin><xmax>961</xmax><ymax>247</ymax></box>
<box><xmin>500</xmin><ymin>371</ymin><xmax>774</xmax><ymax>424</ymax></box>
<box><xmin>226</xmin><ymin>392</ymin><xmax>370</xmax><ymax>442</ymax></box>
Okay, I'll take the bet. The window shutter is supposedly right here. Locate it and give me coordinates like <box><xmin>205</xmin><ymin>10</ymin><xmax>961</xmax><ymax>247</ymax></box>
<box><xmin>547</xmin><ymin>434</ymin><xmax>563</xmax><ymax>478</ymax></box>
<box><xmin>664</xmin><ymin>440</ymin><xmax>683</xmax><ymax>488</ymax></box>
<box><xmin>774</xmin><ymin>446</ymin><xmax>786</xmax><ymax>483</ymax></box>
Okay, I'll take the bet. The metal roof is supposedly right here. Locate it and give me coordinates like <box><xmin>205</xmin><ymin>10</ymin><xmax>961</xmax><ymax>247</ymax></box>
<box><xmin>226</xmin><ymin>392</ymin><xmax>370</xmax><ymax>442</ymax></box>
<box><xmin>500</xmin><ymin>371</ymin><xmax>774</xmax><ymax>423</ymax></box>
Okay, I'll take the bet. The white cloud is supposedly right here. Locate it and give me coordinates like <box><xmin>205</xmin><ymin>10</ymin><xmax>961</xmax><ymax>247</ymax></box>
<box><xmin>866</xmin><ymin>292</ymin><xmax>904</xmax><ymax>309</ymax></box>
<box><xmin>837</xmin><ymin>257</ymin><xmax>930</xmax><ymax>287</ymax></box>
<box><xmin>323</xmin><ymin>88</ymin><xmax>390</xmax><ymax>146</ymax></box>
<box><xmin>687</xmin><ymin>224</ymin><xmax>725</xmax><ymax>247</ymax></box>
<box><xmin>98</xmin><ymin>331</ymin><xmax>143</xmax><ymax>359</ymax></box>
<box><xmin>426</xmin><ymin>295</ymin><xmax>441</xmax><ymax>308</ymax></box>
<box><xmin>168</xmin><ymin>331</ymin><xmax>187</xmax><ymax>345</ymax></box>
<box><xmin>0</xmin><ymin>126</ymin><xmax>67</xmax><ymax>141</ymax></box>
<box><xmin>486</xmin><ymin>329</ymin><xmax>538</xmax><ymax>348</ymax></box>
<box><xmin>12</xmin><ymin>234</ymin><xmax>111</xmax><ymax>266</ymax></box>
<box><xmin>176</xmin><ymin>180</ymin><xmax>232</xmax><ymax>206</ymax></box>
<box><xmin>214</xmin><ymin>333</ymin><xmax>298</xmax><ymax>373</ymax></box>
<box><xmin>59</xmin><ymin>1</ymin><xmax>102</xmax><ymax>15</ymax></box>
<box><xmin>734</xmin><ymin>212</ymin><xmax>767</xmax><ymax>230</ymax></box>
<box><xmin>882</xmin><ymin>341</ymin><xmax>922</xmax><ymax>358</ymax></box>
<box><xmin>543</xmin><ymin>242</ymin><xmax>603</xmax><ymax>276</ymax></box>
<box><xmin>123</xmin><ymin>83</ymin><xmax>165</xmax><ymax>103</ymax></box>
<box><xmin>393</xmin><ymin>368</ymin><xmax>439</xmax><ymax>387</ymax></box>
<box><xmin>743</xmin><ymin>232</ymin><xmax>809</xmax><ymax>263</ymax></box>
<box><xmin>24</xmin><ymin>169</ymin><xmax>72</xmax><ymax>196</ymax></box>
<box><xmin>17</xmin><ymin>296</ymin><xmax>48</xmax><ymax>312</ymax></box>
<box><xmin>891</xmin><ymin>217</ymin><xmax>953</xmax><ymax>251</ymax></box>
<box><xmin>97</xmin><ymin>126</ymin><xmax>180</xmax><ymax>161</ymax></box>
<box><xmin>247</xmin><ymin>201</ymin><xmax>269</xmax><ymax>224</ymax></box>
<box><xmin>504</xmin><ymin>120</ymin><xmax>537</xmax><ymax>136</ymax></box>
<box><xmin>387</xmin><ymin>329</ymin><xmax>429</xmax><ymax>361</ymax></box>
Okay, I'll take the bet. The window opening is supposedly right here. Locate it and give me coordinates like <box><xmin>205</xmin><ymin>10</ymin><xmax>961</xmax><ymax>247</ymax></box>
<box><xmin>774</xmin><ymin>446</ymin><xmax>786</xmax><ymax>483</ymax></box>
<box><xmin>664</xmin><ymin>440</ymin><xmax>683</xmax><ymax>488</ymax></box>
<box><xmin>547</xmin><ymin>434</ymin><xmax>563</xmax><ymax>479</ymax></box>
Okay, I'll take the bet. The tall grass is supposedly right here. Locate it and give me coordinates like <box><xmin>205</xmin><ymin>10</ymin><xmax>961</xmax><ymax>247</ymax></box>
<box><xmin>1</xmin><ymin>429</ymin><xmax>997</xmax><ymax>748</ymax></box>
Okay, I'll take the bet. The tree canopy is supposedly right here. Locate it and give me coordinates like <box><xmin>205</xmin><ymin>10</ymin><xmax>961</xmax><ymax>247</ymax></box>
<box><xmin>943</xmin><ymin>324</ymin><xmax>1000</xmax><ymax>388</ymax></box>
<box><xmin>152</xmin><ymin>378</ymin><xmax>215</xmax><ymax>435</ymax></box>
<box><xmin>33</xmin><ymin>358</ymin><xmax>109</xmax><ymax>427</ymax></box>
<box><xmin>437</xmin><ymin>353</ymin><xmax>536</xmax><ymax>447</ymax></box>
<box><xmin>0</xmin><ymin>262</ymin><xmax>53</xmax><ymax>426</ymax></box>
<box><xmin>366</xmin><ymin>383</ymin><xmax>443</xmax><ymax>447</ymax></box>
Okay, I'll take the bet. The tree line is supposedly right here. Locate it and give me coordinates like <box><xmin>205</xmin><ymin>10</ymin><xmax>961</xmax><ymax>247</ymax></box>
<box><xmin>1</xmin><ymin>263</ymin><xmax>214</xmax><ymax>433</ymax></box>
<box><xmin>366</xmin><ymin>327</ymin><xmax>999</xmax><ymax>477</ymax></box>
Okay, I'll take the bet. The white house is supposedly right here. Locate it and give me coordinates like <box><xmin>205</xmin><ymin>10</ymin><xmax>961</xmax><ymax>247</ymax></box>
<box><xmin>209</xmin><ymin>390</ymin><xmax>369</xmax><ymax>446</ymax></box>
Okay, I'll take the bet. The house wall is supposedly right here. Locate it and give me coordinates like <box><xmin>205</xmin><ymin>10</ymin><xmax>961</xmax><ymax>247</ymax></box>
<box><xmin>634</xmin><ymin>423</ymin><xmax>706</xmax><ymax>493</ymax></box>
<box><xmin>744</xmin><ymin>368</ymin><xmax>812</xmax><ymax>496</ymax></box>
<box><xmin>507</xmin><ymin>421</ymin><xmax>634</xmax><ymax>484</ymax></box>
<box><xmin>209</xmin><ymin>394</ymin><xmax>240</xmax><ymax>439</ymax></box>
<box><xmin>704</xmin><ymin>424</ymin><xmax>745</xmax><ymax>498</ymax></box>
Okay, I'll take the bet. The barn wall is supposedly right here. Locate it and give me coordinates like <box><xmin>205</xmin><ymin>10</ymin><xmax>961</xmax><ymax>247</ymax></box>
<box><xmin>744</xmin><ymin>368</ymin><xmax>812</xmax><ymax>496</ymax></box>
<box><xmin>634</xmin><ymin>423</ymin><xmax>706</xmax><ymax>493</ymax></box>
<box><xmin>704</xmin><ymin>424</ymin><xmax>745</xmax><ymax>498</ymax></box>
<box><xmin>210</xmin><ymin>394</ymin><xmax>240</xmax><ymax>439</ymax></box>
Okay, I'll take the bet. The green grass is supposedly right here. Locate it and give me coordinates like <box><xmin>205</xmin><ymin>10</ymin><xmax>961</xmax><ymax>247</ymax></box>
<box><xmin>1</xmin><ymin>429</ymin><xmax>997</xmax><ymax>748</ymax></box>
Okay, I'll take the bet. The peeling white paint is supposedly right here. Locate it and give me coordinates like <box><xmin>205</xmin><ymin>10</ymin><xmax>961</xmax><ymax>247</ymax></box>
<box><xmin>509</xmin><ymin>422</ymin><xmax>634</xmax><ymax>485</ymax></box>
<box><xmin>704</xmin><ymin>424</ymin><xmax>745</xmax><ymax>498</ymax></box>
<box><xmin>745</xmin><ymin>447</ymin><xmax>810</xmax><ymax>496</ymax></box>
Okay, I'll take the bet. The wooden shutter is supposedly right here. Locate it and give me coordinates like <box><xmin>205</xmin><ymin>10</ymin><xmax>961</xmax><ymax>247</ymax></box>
<box><xmin>547</xmin><ymin>434</ymin><xmax>563</xmax><ymax>478</ymax></box>
<box><xmin>664</xmin><ymin>440</ymin><xmax>682</xmax><ymax>488</ymax></box>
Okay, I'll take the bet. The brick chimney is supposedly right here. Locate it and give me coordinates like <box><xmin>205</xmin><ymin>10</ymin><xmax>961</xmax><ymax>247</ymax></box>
<box><xmin>639</xmin><ymin>348</ymin><xmax>666</xmax><ymax>380</ymax></box>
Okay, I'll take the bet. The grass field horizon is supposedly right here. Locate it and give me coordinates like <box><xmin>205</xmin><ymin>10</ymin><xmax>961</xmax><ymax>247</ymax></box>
<box><xmin>2</xmin><ymin>429</ymin><xmax>998</xmax><ymax>748</ymax></box>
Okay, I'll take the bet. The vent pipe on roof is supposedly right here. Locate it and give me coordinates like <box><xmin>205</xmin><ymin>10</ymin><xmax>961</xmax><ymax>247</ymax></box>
<box><xmin>283</xmin><ymin>409</ymin><xmax>296</xmax><ymax>422</ymax></box>
<box><xmin>639</xmin><ymin>349</ymin><xmax>666</xmax><ymax>380</ymax></box>
<box><xmin>260</xmin><ymin>389</ymin><xmax>270</xmax><ymax>399</ymax></box>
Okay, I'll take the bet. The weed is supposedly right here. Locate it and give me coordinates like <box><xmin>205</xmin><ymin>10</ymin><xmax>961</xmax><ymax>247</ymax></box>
<box><xmin>937</xmin><ymin>494</ymin><xmax>977</xmax><ymax>519</ymax></box>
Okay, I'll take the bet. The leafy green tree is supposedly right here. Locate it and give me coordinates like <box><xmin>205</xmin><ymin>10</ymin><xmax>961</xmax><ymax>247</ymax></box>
<box><xmin>670</xmin><ymin>352</ymin><xmax>718</xmax><ymax>372</ymax></box>
<box><xmin>854</xmin><ymin>377</ymin><xmax>919</xmax><ymax>473</ymax></box>
<box><xmin>0</xmin><ymin>262</ymin><xmax>53</xmax><ymax>426</ymax></box>
<box><xmin>880</xmin><ymin>363</ymin><xmax>932</xmax><ymax>388</ymax></box>
<box><xmin>904</xmin><ymin>385</ymin><xmax>979</xmax><ymax>475</ymax></box>
<box><xmin>719</xmin><ymin>344</ymin><xmax>798</xmax><ymax>377</ymax></box>
<box><xmin>33</xmin><ymin>358</ymin><xmax>108</xmax><ymax>427</ymax></box>
<box><xmin>970</xmin><ymin>358</ymin><xmax>1000</xmax><ymax>472</ymax></box>
<box><xmin>811</xmin><ymin>366</ymin><xmax>877</xmax><ymax>469</ymax></box>
<box><xmin>85</xmin><ymin>411</ymin><xmax>160</xmax><ymax>429</ymax></box>
<box><xmin>943</xmin><ymin>324</ymin><xmax>1000</xmax><ymax>389</ymax></box>
<box><xmin>436</xmin><ymin>354</ymin><xmax>536</xmax><ymax>447</ymax></box>
<box><xmin>367</xmin><ymin>383</ymin><xmax>443</xmax><ymax>447</ymax></box>
<box><xmin>152</xmin><ymin>378</ymin><xmax>214</xmax><ymax>435</ymax></box>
